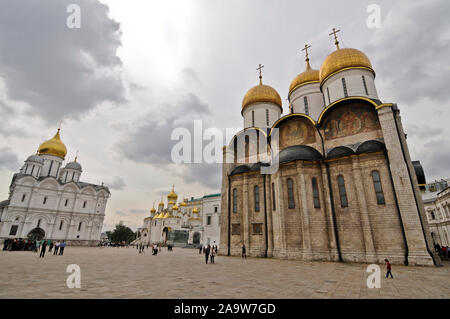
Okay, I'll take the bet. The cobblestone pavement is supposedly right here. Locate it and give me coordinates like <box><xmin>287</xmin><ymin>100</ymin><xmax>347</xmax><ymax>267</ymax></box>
<box><xmin>0</xmin><ymin>247</ymin><xmax>449</xmax><ymax>299</ymax></box>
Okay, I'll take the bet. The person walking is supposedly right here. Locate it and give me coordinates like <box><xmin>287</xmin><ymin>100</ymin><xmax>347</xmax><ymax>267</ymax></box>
<box><xmin>49</xmin><ymin>241</ymin><xmax>54</xmax><ymax>253</ymax></box>
<box><xmin>199</xmin><ymin>245</ymin><xmax>203</xmax><ymax>254</ymax></box>
<box><xmin>59</xmin><ymin>241</ymin><xmax>66</xmax><ymax>255</ymax></box>
<box><xmin>204</xmin><ymin>245</ymin><xmax>210</xmax><ymax>264</ymax></box>
<box><xmin>242</xmin><ymin>244</ymin><xmax>247</xmax><ymax>259</ymax></box>
<box><xmin>385</xmin><ymin>259</ymin><xmax>393</xmax><ymax>279</ymax></box>
<box><xmin>210</xmin><ymin>247</ymin><xmax>216</xmax><ymax>264</ymax></box>
<box><xmin>39</xmin><ymin>240</ymin><xmax>47</xmax><ymax>258</ymax></box>
<box><xmin>54</xmin><ymin>241</ymin><xmax>60</xmax><ymax>255</ymax></box>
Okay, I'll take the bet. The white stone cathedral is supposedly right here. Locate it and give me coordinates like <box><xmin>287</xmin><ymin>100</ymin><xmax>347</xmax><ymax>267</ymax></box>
<box><xmin>0</xmin><ymin>129</ymin><xmax>110</xmax><ymax>246</ymax></box>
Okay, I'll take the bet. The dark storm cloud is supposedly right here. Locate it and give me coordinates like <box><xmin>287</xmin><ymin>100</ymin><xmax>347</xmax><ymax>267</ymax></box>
<box><xmin>366</xmin><ymin>0</ymin><xmax>450</xmax><ymax>105</ymax></box>
<box><xmin>0</xmin><ymin>0</ymin><xmax>126</xmax><ymax>123</ymax></box>
<box><xmin>0</xmin><ymin>147</ymin><xmax>20</xmax><ymax>171</ymax></box>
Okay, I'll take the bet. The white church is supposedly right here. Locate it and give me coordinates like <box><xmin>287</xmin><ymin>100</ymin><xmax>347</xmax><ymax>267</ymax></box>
<box><xmin>0</xmin><ymin>128</ymin><xmax>110</xmax><ymax>246</ymax></box>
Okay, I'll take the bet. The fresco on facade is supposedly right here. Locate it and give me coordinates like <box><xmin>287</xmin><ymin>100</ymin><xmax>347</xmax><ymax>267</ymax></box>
<box><xmin>323</xmin><ymin>104</ymin><xmax>380</xmax><ymax>140</ymax></box>
<box><xmin>279</xmin><ymin>118</ymin><xmax>316</xmax><ymax>149</ymax></box>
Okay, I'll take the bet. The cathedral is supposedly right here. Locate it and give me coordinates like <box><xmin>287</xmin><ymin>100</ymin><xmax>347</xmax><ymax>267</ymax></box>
<box><xmin>0</xmin><ymin>129</ymin><xmax>110</xmax><ymax>246</ymax></box>
<box><xmin>134</xmin><ymin>186</ymin><xmax>221</xmax><ymax>247</ymax></box>
<box><xmin>219</xmin><ymin>29</ymin><xmax>440</xmax><ymax>266</ymax></box>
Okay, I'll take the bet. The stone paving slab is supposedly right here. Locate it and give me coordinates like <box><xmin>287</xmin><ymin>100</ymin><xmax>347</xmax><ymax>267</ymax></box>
<box><xmin>0</xmin><ymin>247</ymin><xmax>449</xmax><ymax>299</ymax></box>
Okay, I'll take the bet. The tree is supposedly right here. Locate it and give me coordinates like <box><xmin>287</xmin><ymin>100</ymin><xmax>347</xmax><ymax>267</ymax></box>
<box><xmin>110</xmin><ymin>224</ymin><xmax>135</xmax><ymax>243</ymax></box>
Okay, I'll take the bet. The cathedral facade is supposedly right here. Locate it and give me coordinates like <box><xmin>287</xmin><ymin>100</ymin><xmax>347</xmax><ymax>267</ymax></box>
<box><xmin>134</xmin><ymin>187</ymin><xmax>220</xmax><ymax>247</ymax></box>
<box><xmin>220</xmin><ymin>32</ymin><xmax>439</xmax><ymax>266</ymax></box>
<box><xmin>0</xmin><ymin>129</ymin><xmax>110</xmax><ymax>246</ymax></box>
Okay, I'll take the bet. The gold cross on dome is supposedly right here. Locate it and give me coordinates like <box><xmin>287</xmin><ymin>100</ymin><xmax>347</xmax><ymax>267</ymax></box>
<box><xmin>301</xmin><ymin>44</ymin><xmax>311</xmax><ymax>61</ymax></box>
<box><xmin>329</xmin><ymin>28</ymin><xmax>341</xmax><ymax>50</ymax></box>
<box><xmin>256</xmin><ymin>64</ymin><xmax>264</xmax><ymax>84</ymax></box>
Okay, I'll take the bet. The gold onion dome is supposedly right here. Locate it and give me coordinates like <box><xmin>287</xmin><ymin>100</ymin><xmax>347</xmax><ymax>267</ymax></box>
<box><xmin>38</xmin><ymin>128</ymin><xmax>67</xmax><ymax>159</ymax></box>
<box><xmin>180</xmin><ymin>201</ymin><xmax>186</xmax><ymax>207</ymax></box>
<box><xmin>173</xmin><ymin>205</ymin><xmax>179</xmax><ymax>210</ymax></box>
<box><xmin>242</xmin><ymin>77</ymin><xmax>282</xmax><ymax>113</ymax></box>
<box><xmin>150</xmin><ymin>207</ymin><xmax>156</xmax><ymax>213</ymax></box>
<box><xmin>192</xmin><ymin>207</ymin><xmax>199</xmax><ymax>214</ymax></box>
<box><xmin>319</xmin><ymin>48</ymin><xmax>374</xmax><ymax>84</ymax></box>
<box><xmin>167</xmin><ymin>185</ymin><xmax>177</xmax><ymax>201</ymax></box>
<box><xmin>289</xmin><ymin>60</ymin><xmax>320</xmax><ymax>96</ymax></box>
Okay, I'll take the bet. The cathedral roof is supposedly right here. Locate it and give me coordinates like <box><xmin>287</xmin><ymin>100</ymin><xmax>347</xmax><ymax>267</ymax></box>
<box><xmin>65</xmin><ymin>161</ymin><xmax>82</xmax><ymax>171</ymax></box>
<box><xmin>289</xmin><ymin>60</ymin><xmax>320</xmax><ymax>96</ymax></box>
<box><xmin>242</xmin><ymin>82</ymin><xmax>282</xmax><ymax>113</ymax></box>
<box><xmin>38</xmin><ymin>128</ymin><xmax>67</xmax><ymax>159</ymax></box>
<box><xmin>320</xmin><ymin>48</ymin><xmax>374</xmax><ymax>84</ymax></box>
<box><xmin>25</xmin><ymin>155</ymin><xmax>44</xmax><ymax>165</ymax></box>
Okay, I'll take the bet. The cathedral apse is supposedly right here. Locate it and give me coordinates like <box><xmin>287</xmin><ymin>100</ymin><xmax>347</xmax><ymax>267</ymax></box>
<box><xmin>323</xmin><ymin>104</ymin><xmax>380</xmax><ymax>140</ymax></box>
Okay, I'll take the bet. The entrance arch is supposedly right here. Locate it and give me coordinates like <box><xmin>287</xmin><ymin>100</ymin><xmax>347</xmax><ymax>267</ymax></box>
<box><xmin>27</xmin><ymin>227</ymin><xmax>45</xmax><ymax>241</ymax></box>
<box><xmin>193</xmin><ymin>232</ymin><xmax>201</xmax><ymax>245</ymax></box>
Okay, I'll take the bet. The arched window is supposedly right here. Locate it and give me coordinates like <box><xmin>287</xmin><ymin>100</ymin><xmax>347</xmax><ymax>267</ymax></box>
<box><xmin>43</xmin><ymin>196</ymin><xmax>47</xmax><ymax>205</ymax></box>
<box><xmin>233</xmin><ymin>188</ymin><xmax>238</xmax><ymax>213</ymax></box>
<box><xmin>254</xmin><ymin>185</ymin><xmax>260</xmax><ymax>212</ymax></box>
<box><xmin>78</xmin><ymin>222</ymin><xmax>82</xmax><ymax>231</ymax></box>
<box><xmin>342</xmin><ymin>78</ymin><xmax>348</xmax><ymax>97</ymax></box>
<box><xmin>337</xmin><ymin>175</ymin><xmax>348</xmax><ymax>208</ymax></box>
<box><xmin>64</xmin><ymin>199</ymin><xmax>69</xmax><ymax>207</ymax></box>
<box><xmin>37</xmin><ymin>219</ymin><xmax>41</xmax><ymax>228</ymax></box>
<box><xmin>287</xmin><ymin>178</ymin><xmax>295</xmax><ymax>209</ymax></box>
<box><xmin>371</xmin><ymin>170</ymin><xmax>385</xmax><ymax>204</ymax></box>
<box><xmin>362</xmin><ymin>75</ymin><xmax>369</xmax><ymax>95</ymax></box>
<box><xmin>327</xmin><ymin>87</ymin><xmax>331</xmax><ymax>104</ymax></box>
<box><xmin>303</xmin><ymin>96</ymin><xmax>309</xmax><ymax>115</ymax></box>
<box><xmin>312</xmin><ymin>178</ymin><xmax>320</xmax><ymax>208</ymax></box>
<box><xmin>252</xmin><ymin>110</ymin><xmax>255</xmax><ymax>127</ymax></box>
<box><xmin>83</xmin><ymin>201</ymin><xmax>87</xmax><ymax>208</ymax></box>
<box><xmin>21</xmin><ymin>194</ymin><xmax>26</xmax><ymax>202</ymax></box>
<box><xmin>245</xmin><ymin>135</ymin><xmax>249</xmax><ymax>162</ymax></box>
<box><xmin>272</xmin><ymin>182</ymin><xmax>276</xmax><ymax>211</ymax></box>
<box><xmin>59</xmin><ymin>220</ymin><xmax>63</xmax><ymax>230</ymax></box>
<box><xmin>266</xmin><ymin>109</ymin><xmax>269</xmax><ymax>126</ymax></box>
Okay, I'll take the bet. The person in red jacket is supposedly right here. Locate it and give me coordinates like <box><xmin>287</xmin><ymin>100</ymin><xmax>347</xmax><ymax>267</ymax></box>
<box><xmin>385</xmin><ymin>259</ymin><xmax>393</xmax><ymax>278</ymax></box>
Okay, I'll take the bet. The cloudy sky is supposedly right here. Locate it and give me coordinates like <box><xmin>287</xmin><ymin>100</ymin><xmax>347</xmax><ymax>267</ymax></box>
<box><xmin>0</xmin><ymin>0</ymin><xmax>448</xmax><ymax>230</ymax></box>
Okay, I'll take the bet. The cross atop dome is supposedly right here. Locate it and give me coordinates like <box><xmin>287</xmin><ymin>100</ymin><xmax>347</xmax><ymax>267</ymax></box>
<box><xmin>329</xmin><ymin>27</ymin><xmax>341</xmax><ymax>50</ymax></box>
<box><xmin>256</xmin><ymin>64</ymin><xmax>264</xmax><ymax>84</ymax></box>
<box><xmin>301</xmin><ymin>43</ymin><xmax>312</xmax><ymax>70</ymax></box>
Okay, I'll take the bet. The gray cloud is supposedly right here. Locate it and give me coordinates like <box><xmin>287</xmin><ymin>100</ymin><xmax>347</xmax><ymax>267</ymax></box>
<box><xmin>0</xmin><ymin>0</ymin><xmax>126</xmax><ymax>123</ymax></box>
<box><xmin>0</xmin><ymin>147</ymin><xmax>20</xmax><ymax>171</ymax></box>
<box><xmin>108</xmin><ymin>176</ymin><xmax>126</xmax><ymax>190</ymax></box>
<box><xmin>366</xmin><ymin>0</ymin><xmax>450</xmax><ymax>105</ymax></box>
<box><xmin>405</xmin><ymin>124</ymin><xmax>443</xmax><ymax>139</ymax></box>
<box><xmin>420</xmin><ymin>139</ymin><xmax>450</xmax><ymax>180</ymax></box>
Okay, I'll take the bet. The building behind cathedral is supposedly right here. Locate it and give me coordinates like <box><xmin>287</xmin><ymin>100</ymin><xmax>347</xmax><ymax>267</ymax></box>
<box><xmin>134</xmin><ymin>187</ymin><xmax>221</xmax><ymax>247</ymax></box>
<box><xmin>220</xmin><ymin>31</ymin><xmax>440</xmax><ymax>266</ymax></box>
<box><xmin>0</xmin><ymin>129</ymin><xmax>110</xmax><ymax>246</ymax></box>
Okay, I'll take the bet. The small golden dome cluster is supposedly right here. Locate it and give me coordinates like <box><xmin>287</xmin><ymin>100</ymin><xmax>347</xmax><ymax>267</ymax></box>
<box><xmin>37</xmin><ymin>128</ymin><xmax>67</xmax><ymax>159</ymax></box>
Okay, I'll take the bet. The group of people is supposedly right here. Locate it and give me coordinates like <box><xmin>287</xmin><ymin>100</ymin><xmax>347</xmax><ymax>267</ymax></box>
<box><xmin>200</xmin><ymin>242</ymin><xmax>218</xmax><ymax>264</ymax></box>
<box><xmin>435</xmin><ymin>243</ymin><xmax>450</xmax><ymax>259</ymax></box>
<box><xmin>2</xmin><ymin>238</ymin><xmax>66</xmax><ymax>258</ymax></box>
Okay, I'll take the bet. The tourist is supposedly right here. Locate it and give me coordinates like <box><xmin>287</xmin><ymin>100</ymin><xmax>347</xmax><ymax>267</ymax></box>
<box><xmin>39</xmin><ymin>240</ymin><xmax>47</xmax><ymax>258</ymax></box>
<box><xmin>35</xmin><ymin>240</ymin><xmax>40</xmax><ymax>253</ymax></box>
<box><xmin>59</xmin><ymin>241</ymin><xmax>66</xmax><ymax>255</ymax></box>
<box><xmin>49</xmin><ymin>241</ymin><xmax>54</xmax><ymax>253</ymax></box>
<box><xmin>54</xmin><ymin>241</ymin><xmax>60</xmax><ymax>255</ymax></box>
<box><xmin>242</xmin><ymin>244</ymin><xmax>246</xmax><ymax>259</ymax></box>
<box><xmin>3</xmin><ymin>239</ymin><xmax>8</xmax><ymax>251</ymax></box>
<box><xmin>210</xmin><ymin>247</ymin><xmax>216</xmax><ymax>264</ymax></box>
<box><xmin>204</xmin><ymin>245</ymin><xmax>210</xmax><ymax>264</ymax></box>
<box><xmin>385</xmin><ymin>259</ymin><xmax>393</xmax><ymax>279</ymax></box>
<box><xmin>199</xmin><ymin>245</ymin><xmax>202</xmax><ymax>254</ymax></box>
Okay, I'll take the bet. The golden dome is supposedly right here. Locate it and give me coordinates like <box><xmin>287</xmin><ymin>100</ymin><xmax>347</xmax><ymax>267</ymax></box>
<box><xmin>289</xmin><ymin>61</ymin><xmax>320</xmax><ymax>96</ymax></box>
<box><xmin>319</xmin><ymin>48</ymin><xmax>374</xmax><ymax>84</ymax></box>
<box><xmin>168</xmin><ymin>200</ymin><xmax>175</xmax><ymax>205</ymax></box>
<box><xmin>167</xmin><ymin>185</ymin><xmax>178</xmax><ymax>201</ymax></box>
<box><xmin>180</xmin><ymin>201</ymin><xmax>186</xmax><ymax>207</ymax></box>
<box><xmin>192</xmin><ymin>207</ymin><xmax>199</xmax><ymax>214</ymax></box>
<box><xmin>162</xmin><ymin>212</ymin><xmax>170</xmax><ymax>219</ymax></box>
<box><xmin>242</xmin><ymin>82</ymin><xmax>282</xmax><ymax>113</ymax></box>
<box><xmin>172</xmin><ymin>205</ymin><xmax>179</xmax><ymax>210</ymax></box>
<box><xmin>38</xmin><ymin>128</ymin><xmax>67</xmax><ymax>159</ymax></box>
<box><xmin>150</xmin><ymin>207</ymin><xmax>156</xmax><ymax>213</ymax></box>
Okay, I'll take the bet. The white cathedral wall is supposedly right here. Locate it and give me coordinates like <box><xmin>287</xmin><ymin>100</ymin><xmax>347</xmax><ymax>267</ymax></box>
<box><xmin>202</xmin><ymin>196</ymin><xmax>221</xmax><ymax>246</ymax></box>
<box><xmin>40</xmin><ymin>155</ymin><xmax>63</xmax><ymax>178</ymax></box>
<box><xmin>290</xmin><ymin>83</ymin><xmax>325</xmax><ymax>121</ymax></box>
<box><xmin>321</xmin><ymin>69</ymin><xmax>378</xmax><ymax>105</ymax></box>
<box><xmin>243</xmin><ymin>103</ymin><xmax>282</xmax><ymax>128</ymax></box>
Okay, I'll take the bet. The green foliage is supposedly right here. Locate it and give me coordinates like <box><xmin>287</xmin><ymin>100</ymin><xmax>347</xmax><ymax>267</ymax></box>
<box><xmin>110</xmin><ymin>224</ymin><xmax>135</xmax><ymax>243</ymax></box>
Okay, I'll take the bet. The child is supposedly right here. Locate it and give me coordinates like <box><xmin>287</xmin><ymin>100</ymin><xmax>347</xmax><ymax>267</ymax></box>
<box><xmin>385</xmin><ymin>259</ymin><xmax>393</xmax><ymax>279</ymax></box>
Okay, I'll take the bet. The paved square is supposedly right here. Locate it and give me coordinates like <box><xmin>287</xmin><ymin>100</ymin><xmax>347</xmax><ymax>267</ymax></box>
<box><xmin>0</xmin><ymin>247</ymin><xmax>449</xmax><ymax>299</ymax></box>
